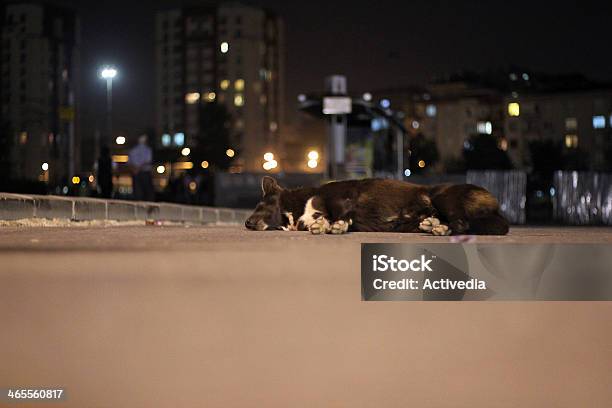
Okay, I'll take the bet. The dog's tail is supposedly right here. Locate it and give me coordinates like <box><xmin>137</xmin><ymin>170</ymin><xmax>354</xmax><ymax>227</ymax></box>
<box><xmin>466</xmin><ymin>211</ymin><xmax>509</xmax><ymax>235</ymax></box>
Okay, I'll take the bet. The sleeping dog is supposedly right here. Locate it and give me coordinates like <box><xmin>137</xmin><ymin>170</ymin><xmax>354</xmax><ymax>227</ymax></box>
<box><xmin>245</xmin><ymin>176</ymin><xmax>509</xmax><ymax>236</ymax></box>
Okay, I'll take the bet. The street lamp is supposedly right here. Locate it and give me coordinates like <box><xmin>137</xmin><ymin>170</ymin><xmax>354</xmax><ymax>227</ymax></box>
<box><xmin>99</xmin><ymin>66</ymin><xmax>118</xmax><ymax>145</ymax></box>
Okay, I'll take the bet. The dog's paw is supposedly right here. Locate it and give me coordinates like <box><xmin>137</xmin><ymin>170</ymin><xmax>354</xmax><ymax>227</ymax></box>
<box><xmin>330</xmin><ymin>219</ymin><xmax>349</xmax><ymax>234</ymax></box>
<box><xmin>419</xmin><ymin>217</ymin><xmax>440</xmax><ymax>232</ymax></box>
<box><xmin>309</xmin><ymin>217</ymin><xmax>330</xmax><ymax>235</ymax></box>
<box><xmin>431</xmin><ymin>224</ymin><xmax>452</xmax><ymax>236</ymax></box>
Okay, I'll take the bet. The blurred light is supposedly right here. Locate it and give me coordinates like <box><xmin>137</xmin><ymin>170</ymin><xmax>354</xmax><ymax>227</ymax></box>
<box><xmin>499</xmin><ymin>138</ymin><xmax>508</xmax><ymax>151</ymax></box>
<box><xmin>115</xmin><ymin>136</ymin><xmax>126</xmax><ymax>145</ymax></box>
<box><xmin>220</xmin><ymin>41</ymin><xmax>229</xmax><ymax>53</ymax></box>
<box><xmin>509</xmin><ymin>73</ymin><xmax>518</xmax><ymax>81</ymax></box>
<box><xmin>297</xmin><ymin>94</ymin><xmax>307</xmax><ymax>103</ymax></box>
<box><xmin>156</xmin><ymin>165</ymin><xmax>165</xmax><ymax>174</ymax></box>
<box><xmin>508</xmin><ymin>102</ymin><xmax>520</xmax><ymax>117</ymax></box>
<box><xmin>412</xmin><ymin>120</ymin><xmax>420</xmax><ymax>129</ymax></box>
<box><xmin>41</xmin><ymin>162</ymin><xmax>49</xmax><ymax>171</ymax></box>
<box><xmin>404</xmin><ymin>169</ymin><xmax>411</xmax><ymax>177</ymax></box>
<box><xmin>307</xmin><ymin>159</ymin><xmax>318</xmax><ymax>169</ymax></box>
<box><xmin>371</xmin><ymin>117</ymin><xmax>388</xmax><ymax>132</ymax></box>
<box><xmin>592</xmin><ymin>115</ymin><xmax>605</xmax><ymax>129</ymax></box>
<box><xmin>62</xmin><ymin>186</ymin><xmax>68</xmax><ymax>194</ymax></box>
<box><xmin>477</xmin><ymin>121</ymin><xmax>492</xmax><ymax>135</ymax></box>
<box><xmin>380</xmin><ymin>99</ymin><xmax>390</xmax><ymax>109</ymax></box>
<box><xmin>308</xmin><ymin>150</ymin><xmax>319</xmax><ymax>160</ymax></box>
<box><xmin>174</xmin><ymin>132</ymin><xmax>185</xmax><ymax>146</ymax></box>
<box><xmin>71</xmin><ymin>176</ymin><xmax>80</xmax><ymax>184</ymax></box>
<box><xmin>565</xmin><ymin>117</ymin><xmax>577</xmax><ymax>131</ymax></box>
<box><xmin>269</xmin><ymin>121</ymin><xmax>278</xmax><ymax>132</ymax></box>
<box><xmin>161</xmin><ymin>133</ymin><xmax>171</xmax><ymax>146</ymax></box>
<box><xmin>88</xmin><ymin>175</ymin><xmax>95</xmax><ymax>183</ymax></box>
<box><xmin>234</xmin><ymin>79</ymin><xmax>245</xmax><ymax>91</ymax></box>
<box><xmin>362</xmin><ymin>92</ymin><xmax>372</xmax><ymax>101</ymax></box>
<box><xmin>185</xmin><ymin>92</ymin><xmax>200</xmax><ymax>104</ymax></box>
<box><xmin>112</xmin><ymin>155</ymin><xmax>129</xmax><ymax>163</ymax></box>
<box><xmin>220</xmin><ymin>79</ymin><xmax>230</xmax><ymax>90</ymax></box>
<box><xmin>522</xmin><ymin>73</ymin><xmax>530</xmax><ymax>81</ymax></box>
<box><xmin>226</xmin><ymin>148</ymin><xmax>235</xmax><ymax>158</ymax></box>
<box><xmin>100</xmin><ymin>67</ymin><xmax>117</xmax><ymax>79</ymax></box>
<box><xmin>181</xmin><ymin>147</ymin><xmax>191</xmax><ymax>156</ymax></box>
<box><xmin>174</xmin><ymin>162</ymin><xmax>194</xmax><ymax>170</ymax></box>
<box><xmin>188</xmin><ymin>181</ymin><xmax>197</xmax><ymax>192</ymax></box>
<box><xmin>425</xmin><ymin>104</ymin><xmax>437</xmax><ymax>117</ymax></box>
<box><xmin>234</xmin><ymin>94</ymin><xmax>244</xmax><ymax>106</ymax></box>
<box><xmin>263</xmin><ymin>152</ymin><xmax>274</xmax><ymax>161</ymax></box>
<box><xmin>19</xmin><ymin>131</ymin><xmax>27</xmax><ymax>144</ymax></box>
<box><xmin>263</xmin><ymin>159</ymin><xmax>278</xmax><ymax>171</ymax></box>
<box><xmin>550</xmin><ymin>187</ymin><xmax>556</xmax><ymax>197</ymax></box>
<box><xmin>565</xmin><ymin>134</ymin><xmax>578</xmax><ymax>148</ymax></box>
<box><xmin>205</xmin><ymin>92</ymin><xmax>216</xmax><ymax>102</ymax></box>
<box><xmin>201</xmin><ymin>160</ymin><xmax>209</xmax><ymax>169</ymax></box>
<box><xmin>418</xmin><ymin>160</ymin><xmax>426</xmax><ymax>168</ymax></box>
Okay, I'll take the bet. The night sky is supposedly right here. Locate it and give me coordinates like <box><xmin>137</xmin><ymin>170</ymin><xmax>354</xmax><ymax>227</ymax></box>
<box><xmin>51</xmin><ymin>0</ymin><xmax>612</xmax><ymax>139</ymax></box>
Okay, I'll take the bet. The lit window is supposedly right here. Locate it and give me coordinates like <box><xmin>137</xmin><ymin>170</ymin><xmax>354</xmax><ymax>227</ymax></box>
<box><xmin>234</xmin><ymin>79</ymin><xmax>245</xmax><ymax>91</ymax></box>
<box><xmin>161</xmin><ymin>133</ymin><xmax>171</xmax><ymax>146</ymax></box>
<box><xmin>220</xmin><ymin>41</ymin><xmax>229</xmax><ymax>53</ymax></box>
<box><xmin>173</xmin><ymin>132</ymin><xmax>185</xmax><ymax>146</ymax></box>
<box><xmin>477</xmin><ymin>121</ymin><xmax>493</xmax><ymax>135</ymax></box>
<box><xmin>220</xmin><ymin>79</ymin><xmax>230</xmax><ymax>90</ymax></box>
<box><xmin>234</xmin><ymin>94</ymin><xmax>244</xmax><ymax>106</ymax></box>
<box><xmin>565</xmin><ymin>134</ymin><xmax>578</xmax><ymax>148</ymax></box>
<box><xmin>592</xmin><ymin>115</ymin><xmax>605</xmax><ymax>129</ymax></box>
<box><xmin>185</xmin><ymin>92</ymin><xmax>200</xmax><ymax>104</ymax></box>
<box><xmin>508</xmin><ymin>102</ymin><xmax>520</xmax><ymax>117</ymax></box>
<box><xmin>565</xmin><ymin>117</ymin><xmax>577</xmax><ymax>131</ymax></box>
<box><xmin>425</xmin><ymin>104</ymin><xmax>437</xmax><ymax>117</ymax></box>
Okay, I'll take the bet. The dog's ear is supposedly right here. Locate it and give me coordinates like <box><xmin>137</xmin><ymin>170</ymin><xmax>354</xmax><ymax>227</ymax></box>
<box><xmin>261</xmin><ymin>176</ymin><xmax>282</xmax><ymax>196</ymax></box>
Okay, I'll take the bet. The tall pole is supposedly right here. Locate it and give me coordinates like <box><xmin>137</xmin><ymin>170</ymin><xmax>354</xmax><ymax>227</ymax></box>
<box><xmin>106</xmin><ymin>77</ymin><xmax>113</xmax><ymax>146</ymax></box>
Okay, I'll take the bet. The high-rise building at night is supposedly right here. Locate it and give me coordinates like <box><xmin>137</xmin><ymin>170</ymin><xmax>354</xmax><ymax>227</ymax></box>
<box><xmin>155</xmin><ymin>3</ymin><xmax>285</xmax><ymax>172</ymax></box>
<box><xmin>0</xmin><ymin>2</ymin><xmax>80</xmax><ymax>184</ymax></box>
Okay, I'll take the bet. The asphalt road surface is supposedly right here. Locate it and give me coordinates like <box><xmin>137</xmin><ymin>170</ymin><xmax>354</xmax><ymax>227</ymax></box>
<box><xmin>1</xmin><ymin>225</ymin><xmax>611</xmax><ymax>407</ymax></box>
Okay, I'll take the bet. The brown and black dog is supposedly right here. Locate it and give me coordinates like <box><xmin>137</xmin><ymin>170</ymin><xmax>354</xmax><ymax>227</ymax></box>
<box><xmin>245</xmin><ymin>176</ymin><xmax>509</xmax><ymax>236</ymax></box>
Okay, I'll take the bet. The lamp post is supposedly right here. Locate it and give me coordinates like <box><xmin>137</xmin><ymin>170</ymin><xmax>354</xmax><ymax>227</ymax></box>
<box><xmin>99</xmin><ymin>66</ymin><xmax>117</xmax><ymax>146</ymax></box>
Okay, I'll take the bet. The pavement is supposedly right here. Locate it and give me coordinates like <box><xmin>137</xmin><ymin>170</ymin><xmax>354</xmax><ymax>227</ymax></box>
<box><xmin>1</xmin><ymin>225</ymin><xmax>611</xmax><ymax>407</ymax></box>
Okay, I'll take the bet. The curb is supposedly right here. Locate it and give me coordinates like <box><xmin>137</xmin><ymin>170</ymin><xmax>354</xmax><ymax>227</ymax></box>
<box><xmin>0</xmin><ymin>193</ymin><xmax>251</xmax><ymax>225</ymax></box>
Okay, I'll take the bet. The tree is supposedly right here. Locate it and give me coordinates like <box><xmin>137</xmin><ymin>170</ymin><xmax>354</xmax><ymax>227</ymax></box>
<box><xmin>528</xmin><ymin>140</ymin><xmax>563</xmax><ymax>173</ymax></box>
<box><xmin>194</xmin><ymin>102</ymin><xmax>234</xmax><ymax>171</ymax></box>
<box><xmin>463</xmin><ymin>134</ymin><xmax>513</xmax><ymax>170</ymax></box>
<box><xmin>408</xmin><ymin>133</ymin><xmax>439</xmax><ymax>174</ymax></box>
<box><xmin>0</xmin><ymin>121</ymin><xmax>13</xmax><ymax>181</ymax></box>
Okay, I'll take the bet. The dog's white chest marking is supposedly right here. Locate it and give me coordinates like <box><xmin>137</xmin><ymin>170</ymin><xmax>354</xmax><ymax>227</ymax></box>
<box><xmin>298</xmin><ymin>197</ymin><xmax>321</xmax><ymax>229</ymax></box>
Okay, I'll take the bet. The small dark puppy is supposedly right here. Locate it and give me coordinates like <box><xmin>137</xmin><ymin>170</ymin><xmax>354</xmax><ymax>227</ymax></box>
<box><xmin>245</xmin><ymin>176</ymin><xmax>509</xmax><ymax>236</ymax></box>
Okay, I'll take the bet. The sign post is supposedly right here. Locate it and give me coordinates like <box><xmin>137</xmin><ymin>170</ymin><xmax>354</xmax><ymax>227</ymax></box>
<box><xmin>323</xmin><ymin>75</ymin><xmax>350</xmax><ymax>180</ymax></box>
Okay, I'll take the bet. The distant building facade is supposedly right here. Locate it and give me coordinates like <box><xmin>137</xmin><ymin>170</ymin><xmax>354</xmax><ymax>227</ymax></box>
<box><xmin>155</xmin><ymin>3</ymin><xmax>285</xmax><ymax>172</ymax></box>
<box><xmin>0</xmin><ymin>2</ymin><xmax>80</xmax><ymax>184</ymax></box>
<box><xmin>373</xmin><ymin>72</ymin><xmax>612</xmax><ymax>172</ymax></box>
<box><xmin>504</xmin><ymin>89</ymin><xmax>612</xmax><ymax>170</ymax></box>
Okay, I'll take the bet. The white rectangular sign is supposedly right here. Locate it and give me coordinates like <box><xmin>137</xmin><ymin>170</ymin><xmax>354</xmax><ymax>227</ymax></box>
<box><xmin>323</xmin><ymin>97</ymin><xmax>352</xmax><ymax>115</ymax></box>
